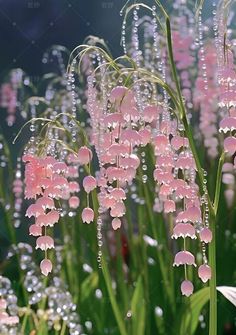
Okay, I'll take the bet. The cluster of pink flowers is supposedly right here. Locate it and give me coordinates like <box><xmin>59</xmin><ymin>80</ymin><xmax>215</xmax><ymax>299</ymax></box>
<box><xmin>24</xmin><ymin>154</ymin><xmax>63</xmax><ymax>276</ymax></box>
<box><xmin>0</xmin><ymin>69</ymin><xmax>24</xmax><ymax>126</ymax></box>
<box><xmin>217</xmin><ymin>37</ymin><xmax>236</xmax><ymax>203</ymax></box>
<box><xmin>218</xmin><ymin>50</ymin><xmax>236</xmax><ymax>163</ymax></box>
<box><xmin>173</xmin><ymin>27</ymin><xmax>194</xmax><ymax>104</ymax></box>
<box><xmin>194</xmin><ymin>44</ymin><xmax>219</xmax><ymax>158</ymax></box>
<box><xmin>12</xmin><ymin>173</ymin><xmax>24</xmax><ymax>227</ymax></box>
<box><xmin>23</xmin><ymin>145</ymin><xmax>97</xmax><ymax>275</ymax></box>
<box><xmin>0</xmin><ymin>83</ymin><xmax>17</xmax><ymax>126</ymax></box>
<box><xmin>21</xmin><ymin>3</ymin><xmax>235</xmax><ymax>297</ymax></box>
<box><xmin>152</xmin><ymin>118</ymin><xmax>212</xmax><ymax>295</ymax></box>
<box><xmin>85</xmin><ymin>67</ymin><xmax>213</xmax><ymax>295</ymax></box>
<box><xmin>87</xmin><ymin>84</ymin><xmax>149</xmax><ymax>230</ymax></box>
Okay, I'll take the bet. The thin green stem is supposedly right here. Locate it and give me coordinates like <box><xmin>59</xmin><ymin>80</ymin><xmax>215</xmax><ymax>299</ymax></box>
<box><xmin>141</xmin><ymin>174</ymin><xmax>175</xmax><ymax>315</ymax></box>
<box><xmin>60</xmin><ymin>320</ymin><xmax>67</xmax><ymax>335</ymax></box>
<box><xmin>208</xmin><ymin>151</ymin><xmax>225</xmax><ymax>335</ymax></box>
<box><xmin>213</xmin><ymin>152</ymin><xmax>225</xmax><ymax>215</ymax></box>
<box><xmin>209</xmin><ymin>216</ymin><xmax>217</xmax><ymax>335</ymax></box>
<box><xmin>102</xmin><ymin>257</ymin><xmax>128</xmax><ymax>335</ymax></box>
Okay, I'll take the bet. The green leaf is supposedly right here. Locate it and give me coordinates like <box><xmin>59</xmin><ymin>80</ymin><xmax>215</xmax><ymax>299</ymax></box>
<box><xmin>179</xmin><ymin>287</ymin><xmax>210</xmax><ymax>335</ymax></box>
<box><xmin>80</xmin><ymin>272</ymin><xmax>99</xmax><ymax>303</ymax></box>
<box><xmin>131</xmin><ymin>276</ymin><xmax>146</xmax><ymax>335</ymax></box>
<box><xmin>102</xmin><ymin>258</ymin><xmax>128</xmax><ymax>335</ymax></box>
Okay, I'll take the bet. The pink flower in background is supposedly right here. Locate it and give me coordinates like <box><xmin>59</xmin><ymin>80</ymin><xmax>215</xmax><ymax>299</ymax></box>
<box><xmin>0</xmin><ymin>297</ymin><xmax>19</xmax><ymax>325</ymax></box>
<box><xmin>69</xmin><ymin>196</ymin><xmax>80</xmax><ymax>209</ymax></box>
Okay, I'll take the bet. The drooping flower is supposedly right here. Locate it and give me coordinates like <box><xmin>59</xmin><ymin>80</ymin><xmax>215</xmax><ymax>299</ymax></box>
<box><xmin>173</xmin><ymin>251</ymin><xmax>196</xmax><ymax>267</ymax></box>
<box><xmin>224</xmin><ymin>137</ymin><xmax>236</xmax><ymax>155</ymax></box>
<box><xmin>198</xmin><ymin>264</ymin><xmax>212</xmax><ymax>283</ymax></box>
<box><xmin>69</xmin><ymin>196</ymin><xmax>80</xmax><ymax>209</ymax></box>
<box><xmin>164</xmin><ymin>200</ymin><xmax>176</xmax><ymax>213</ymax></box>
<box><xmin>40</xmin><ymin>258</ymin><xmax>53</xmax><ymax>276</ymax></box>
<box><xmin>181</xmin><ymin>280</ymin><xmax>194</xmax><ymax>297</ymax></box>
<box><xmin>199</xmin><ymin>227</ymin><xmax>212</xmax><ymax>243</ymax></box>
<box><xmin>172</xmin><ymin>223</ymin><xmax>196</xmax><ymax>239</ymax></box>
<box><xmin>78</xmin><ymin>146</ymin><xmax>92</xmax><ymax>165</ymax></box>
<box><xmin>25</xmin><ymin>204</ymin><xmax>44</xmax><ymax>218</ymax></box>
<box><xmin>82</xmin><ymin>207</ymin><xmax>94</xmax><ymax>224</ymax></box>
<box><xmin>36</xmin><ymin>236</ymin><xmax>54</xmax><ymax>251</ymax></box>
<box><xmin>112</xmin><ymin>218</ymin><xmax>122</xmax><ymax>230</ymax></box>
<box><xmin>36</xmin><ymin>210</ymin><xmax>60</xmax><ymax>227</ymax></box>
<box><xmin>29</xmin><ymin>224</ymin><xmax>42</xmax><ymax>236</ymax></box>
<box><xmin>83</xmin><ymin>175</ymin><xmax>97</xmax><ymax>193</ymax></box>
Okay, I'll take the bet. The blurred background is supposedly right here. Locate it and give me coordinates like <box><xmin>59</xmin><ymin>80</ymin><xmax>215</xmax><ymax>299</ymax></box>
<box><xmin>0</xmin><ymin>0</ymin><xmax>213</xmax><ymax>77</ymax></box>
<box><xmin>0</xmin><ymin>0</ymin><xmax>126</xmax><ymax>77</ymax></box>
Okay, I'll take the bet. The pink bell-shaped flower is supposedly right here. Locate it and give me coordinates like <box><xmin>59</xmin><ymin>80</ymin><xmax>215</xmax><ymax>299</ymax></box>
<box><xmin>36</xmin><ymin>210</ymin><xmax>60</xmax><ymax>227</ymax></box>
<box><xmin>109</xmin><ymin>86</ymin><xmax>127</xmax><ymax>102</ymax></box>
<box><xmin>69</xmin><ymin>196</ymin><xmax>80</xmax><ymax>209</ymax></box>
<box><xmin>69</xmin><ymin>181</ymin><xmax>80</xmax><ymax>193</ymax></box>
<box><xmin>173</xmin><ymin>251</ymin><xmax>196</xmax><ymax>267</ymax></box>
<box><xmin>29</xmin><ymin>224</ymin><xmax>42</xmax><ymax>236</ymax></box>
<box><xmin>109</xmin><ymin>188</ymin><xmax>126</xmax><ymax>201</ymax></box>
<box><xmin>160</xmin><ymin>184</ymin><xmax>172</xmax><ymax>197</ymax></box>
<box><xmin>185</xmin><ymin>206</ymin><xmax>201</xmax><ymax>222</ymax></box>
<box><xmin>25</xmin><ymin>204</ymin><xmax>44</xmax><ymax>218</ymax></box>
<box><xmin>112</xmin><ymin>217</ymin><xmax>122</xmax><ymax>230</ymax></box>
<box><xmin>219</xmin><ymin>117</ymin><xmax>236</xmax><ymax>133</ymax></box>
<box><xmin>35</xmin><ymin>197</ymin><xmax>55</xmax><ymax>210</ymax></box>
<box><xmin>82</xmin><ymin>207</ymin><xmax>94</xmax><ymax>224</ymax></box>
<box><xmin>40</xmin><ymin>258</ymin><xmax>53</xmax><ymax>276</ymax></box>
<box><xmin>172</xmin><ymin>223</ymin><xmax>196</xmax><ymax>239</ymax></box>
<box><xmin>52</xmin><ymin>162</ymin><xmax>68</xmax><ymax>174</ymax></box>
<box><xmin>198</xmin><ymin>264</ymin><xmax>212</xmax><ymax>283</ymax></box>
<box><xmin>78</xmin><ymin>146</ymin><xmax>92</xmax><ymax>165</ymax></box>
<box><xmin>181</xmin><ymin>280</ymin><xmax>194</xmax><ymax>297</ymax></box>
<box><xmin>153</xmin><ymin>135</ymin><xmax>169</xmax><ymax>154</ymax></box>
<box><xmin>171</xmin><ymin>135</ymin><xmax>188</xmax><ymax>150</ymax></box>
<box><xmin>83</xmin><ymin>175</ymin><xmax>97</xmax><ymax>193</ymax></box>
<box><xmin>224</xmin><ymin>137</ymin><xmax>236</xmax><ymax>155</ymax></box>
<box><xmin>36</xmin><ymin>236</ymin><xmax>54</xmax><ymax>251</ymax></box>
<box><xmin>110</xmin><ymin>201</ymin><xmax>126</xmax><ymax>218</ymax></box>
<box><xmin>164</xmin><ymin>200</ymin><xmax>176</xmax><ymax>213</ymax></box>
<box><xmin>139</xmin><ymin>128</ymin><xmax>151</xmax><ymax>145</ymax></box>
<box><xmin>143</xmin><ymin>105</ymin><xmax>160</xmax><ymax>123</ymax></box>
<box><xmin>103</xmin><ymin>113</ymin><xmax>124</xmax><ymax>128</ymax></box>
<box><xmin>199</xmin><ymin>227</ymin><xmax>212</xmax><ymax>243</ymax></box>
